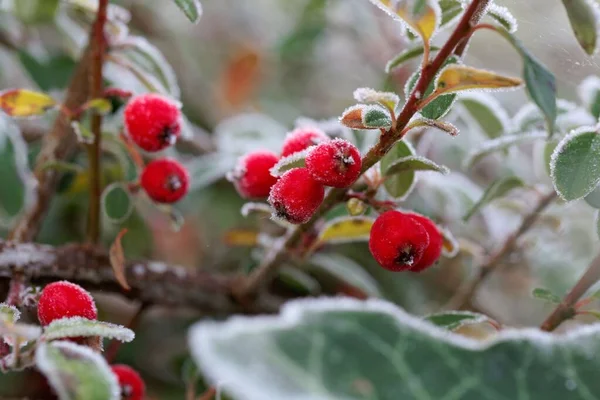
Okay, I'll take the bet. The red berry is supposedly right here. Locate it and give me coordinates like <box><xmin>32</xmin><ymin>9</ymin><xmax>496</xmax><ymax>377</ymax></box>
<box><xmin>37</xmin><ymin>281</ymin><xmax>97</xmax><ymax>326</ymax></box>
<box><xmin>368</xmin><ymin>210</ymin><xmax>430</xmax><ymax>272</ymax></box>
<box><xmin>268</xmin><ymin>168</ymin><xmax>324</xmax><ymax>224</ymax></box>
<box><xmin>229</xmin><ymin>150</ymin><xmax>279</xmax><ymax>198</ymax></box>
<box><xmin>140</xmin><ymin>158</ymin><xmax>189</xmax><ymax>203</ymax></box>
<box><xmin>111</xmin><ymin>365</ymin><xmax>146</xmax><ymax>400</ymax></box>
<box><xmin>281</xmin><ymin>127</ymin><xmax>329</xmax><ymax>157</ymax></box>
<box><xmin>408</xmin><ymin>213</ymin><xmax>443</xmax><ymax>272</ymax></box>
<box><xmin>306</xmin><ymin>138</ymin><xmax>362</xmax><ymax>188</ymax></box>
<box><xmin>124</xmin><ymin>93</ymin><xmax>181</xmax><ymax>152</ymax></box>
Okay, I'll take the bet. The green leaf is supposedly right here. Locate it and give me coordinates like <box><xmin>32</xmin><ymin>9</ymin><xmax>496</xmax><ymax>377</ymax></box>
<box><xmin>190</xmin><ymin>298</ymin><xmax>600</xmax><ymax>400</ymax></box>
<box><xmin>363</xmin><ymin>105</ymin><xmax>392</xmax><ymax>129</ymax></box>
<box><xmin>269</xmin><ymin>153</ymin><xmax>307</xmax><ymax>177</ymax></box>
<box><xmin>14</xmin><ymin>0</ymin><xmax>59</xmax><ymax>24</ymax></box>
<box><xmin>532</xmin><ymin>288</ymin><xmax>562</xmax><ymax>304</ymax></box>
<box><xmin>380</xmin><ymin>140</ymin><xmax>416</xmax><ymax>199</ymax></box>
<box><xmin>309</xmin><ymin>253</ymin><xmax>382</xmax><ymax>297</ymax></box>
<box><xmin>406</xmin><ymin>56</ymin><xmax>459</xmax><ymax>120</ymax></box>
<box><xmin>550</xmin><ymin>127</ymin><xmax>600</xmax><ymax>201</ymax></box>
<box><xmin>487</xmin><ymin>4</ymin><xmax>518</xmax><ymax>33</ymax></box>
<box><xmin>173</xmin><ymin>0</ymin><xmax>202</xmax><ymax>23</ymax></box>
<box><xmin>439</xmin><ymin>0</ymin><xmax>463</xmax><ymax>26</ymax></box>
<box><xmin>36</xmin><ymin>341</ymin><xmax>119</xmax><ymax>400</ymax></box>
<box><xmin>544</xmin><ymin>140</ymin><xmax>558</xmax><ymax>176</ymax></box>
<box><xmin>19</xmin><ymin>52</ymin><xmax>76</xmax><ymax>91</ymax></box>
<box><xmin>385</xmin><ymin>45</ymin><xmax>440</xmax><ymax>73</ymax></box>
<box><xmin>0</xmin><ymin>303</ymin><xmax>20</xmax><ymax>323</ymax></box>
<box><xmin>463</xmin><ymin>131</ymin><xmax>547</xmax><ymax>169</ymax></box>
<box><xmin>463</xmin><ymin>176</ymin><xmax>525</xmax><ymax>221</ymax></box>
<box><xmin>424</xmin><ymin>311</ymin><xmax>490</xmax><ymax>331</ymax></box>
<box><xmin>562</xmin><ymin>0</ymin><xmax>598</xmax><ymax>55</ymax></box>
<box><xmin>384</xmin><ymin>155</ymin><xmax>449</xmax><ymax>176</ymax></box>
<box><xmin>459</xmin><ymin>92</ymin><xmax>510</xmax><ymax>139</ymax></box>
<box><xmin>279</xmin><ymin>267</ymin><xmax>321</xmax><ymax>296</ymax></box>
<box><xmin>101</xmin><ymin>183</ymin><xmax>133</xmax><ymax>223</ymax></box>
<box><xmin>43</xmin><ymin>317</ymin><xmax>134</xmax><ymax>342</ymax></box>
<box><xmin>495</xmin><ymin>27</ymin><xmax>557</xmax><ymax>134</ymax></box>
<box><xmin>585</xmin><ymin>183</ymin><xmax>600</xmax><ymax>208</ymax></box>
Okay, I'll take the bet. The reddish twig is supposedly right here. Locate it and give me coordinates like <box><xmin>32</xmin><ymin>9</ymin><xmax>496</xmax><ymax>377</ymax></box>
<box><xmin>104</xmin><ymin>302</ymin><xmax>148</xmax><ymax>363</ymax></box>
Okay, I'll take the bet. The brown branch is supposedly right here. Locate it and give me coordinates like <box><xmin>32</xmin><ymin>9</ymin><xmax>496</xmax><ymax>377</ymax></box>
<box><xmin>540</xmin><ymin>252</ymin><xmax>600</xmax><ymax>332</ymax></box>
<box><xmin>443</xmin><ymin>190</ymin><xmax>557</xmax><ymax>311</ymax></box>
<box><xmin>238</xmin><ymin>0</ymin><xmax>493</xmax><ymax>298</ymax></box>
<box><xmin>86</xmin><ymin>0</ymin><xmax>109</xmax><ymax>244</ymax></box>
<box><xmin>0</xmin><ymin>240</ymin><xmax>265</xmax><ymax>314</ymax></box>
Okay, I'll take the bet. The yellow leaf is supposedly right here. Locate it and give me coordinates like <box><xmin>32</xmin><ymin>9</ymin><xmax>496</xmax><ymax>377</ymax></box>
<box><xmin>224</xmin><ymin>229</ymin><xmax>259</xmax><ymax>247</ymax></box>
<box><xmin>0</xmin><ymin>89</ymin><xmax>56</xmax><ymax>117</ymax></box>
<box><xmin>109</xmin><ymin>228</ymin><xmax>130</xmax><ymax>291</ymax></box>
<box><xmin>434</xmin><ymin>65</ymin><xmax>523</xmax><ymax>95</ymax></box>
<box><xmin>440</xmin><ymin>227</ymin><xmax>459</xmax><ymax>257</ymax></box>
<box><xmin>83</xmin><ymin>98</ymin><xmax>112</xmax><ymax>115</ymax></box>
<box><xmin>372</xmin><ymin>0</ymin><xmax>439</xmax><ymax>42</ymax></box>
<box><xmin>317</xmin><ymin>216</ymin><xmax>375</xmax><ymax>245</ymax></box>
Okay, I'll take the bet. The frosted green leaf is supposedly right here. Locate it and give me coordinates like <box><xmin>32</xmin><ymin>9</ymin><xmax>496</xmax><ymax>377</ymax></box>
<box><xmin>384</xmin><ymin>155</ymin><xmax>449</xmax><ymax>176</ymax></box>
<box><xmin>268</xmin><ymin>148</ymin><xmax>309</xmax><ymax>177</ymax></box>
<box><xmin>439</xmin><ymin>0</ymin><xmax>463</xmax><ymax>26</ymax></box>
<box><xmin>0</xmin><ymin>303</ymin><xmax>20</xmax><ymax>323</ymax></box>
<box><xmin>36</xmin><ymin>341</ymin><xmax>119</xmax><ymax>400</ymax></box>
<box><xmin>463</xmin><ymin>176</ymin><xmax>525</xmax><ymax>221</ymax></box>
<box><xmin>309</xmin><ymin>253</ymin><xmax>382</xmax><ymax>297</ymax></box>
<box><xmin>14</xmin><ymin>0</ymin><xmax>59</xmax><ymax>24</ymax></box>
<box><xmin>189</xmin><ymin>297</ymin><xmax>600</xmax><ymax>400</ymax></box>
<box><xmin>385</xmin><ymin>45</ymin><xmax>440</xmax><ymax>73</ymax></box>
<box><xmin>550</xmin><ymin>126</ymin><xmax>600</xmax><ymax>201</ymax></box>
<box><xmin>43</xmin><ymin>317</ymin><xmax>134</xmax><ymax>342</ymax></box>
<box><xmin>362</xmin><ymin>105</ymin><xmax>392</xmax><ymax>129</ymax></box>
<box><xmin>173</xmin><ymin>0</ymin><xmax>202</xmax><ymax>23</ymax></box>
<box><xmin>532</xmin><ymin>288</ymin><xmax>561</xmax><ymax>304</ymax></box>
<box><xmin>424</xmin><ymin>311</ymin><xmax>490</xmax><ymax>331</ymax></box>
<box><xmin>487</xmin><ymin>4</ymin><xmax>518</xmax><ymax>33</ymax></box>
<box><xmin>380</xmin><ymin>140</ymin><xmax>416</xmax><ymax>199</ymax></box>
<box><xmin>561</xmin><ymin>0</ymin><xmax>599</xmax><ymax>55</ymax></box>
<box><xmin>458</xmin><ymin>92</ymin><xmax>511</xmax><ymax>139</ymax></box>
<box><xmin>101</xmin><ymin>182</ymin><xmax>132</xmax><ymax>224</ymax></box>
<box><xmin>463</xmin><ymin>131</ymin><xmax>547</xmax><ymax>169</ymax></box>
<box><xmin>353</xmin><ymin>88</ymin><xmax>400</xmax><ymax>111</ymax></box>
<box><xmin>279</xmin><ymin>267</ymin><xmax>321</xmax><ymax>296</ymax></box>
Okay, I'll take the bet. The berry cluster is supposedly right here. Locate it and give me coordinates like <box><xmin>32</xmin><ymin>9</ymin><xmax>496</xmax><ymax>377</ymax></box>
<box><xmin>230</xmin><ymin>127</ymin><xmax>363</xmax><ymax>224</ymax></box>
<box><xmin>124</xmin><ymin>93</ymin><xmax>189</xmax><ymax>204</ymax></box>
<box><xmin>369</xmin><ymin>210</ymin><xmax>443</xmax><ymax>272</ymax></box>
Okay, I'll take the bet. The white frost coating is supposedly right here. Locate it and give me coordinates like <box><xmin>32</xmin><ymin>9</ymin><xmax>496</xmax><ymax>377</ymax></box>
<box><xmin>361</xmin><ymin>104</ymin><xmax>392</xmax><ymax>128</ymax></box>
<box><xmin>0</xmin><ymin>303</ymin><xmax>20</xmax><ymax>323</ymax></box>
<box><xmin>487</xmin><ymin>4</ymin><xmax>518</xmax><ymax>33</ymax></box>
<box><xmin>0</xmin><ymin>245</ymin><xmax>56</xmax><ymax>269</ymax></box>
<box><xmin>513</xmin><ymin>100</ymin><xmax>577</xmax><ymax>133</ymax></box>
<box><xmin>43</xmin><ymin>317</ymin><xmax>134</xmax><ymax>342</ymax></box>
<box><xmin>440</xmin><ymin>226</ymin><xmax>459</xmax><ymax>258</ymax></box>
<box><xmin>215</xmin><ymin>113</ymin><xmax>287</xmax><ymax>156</ymax></box>
<box><xmin>269</xmin><ymin>147</ymin><xmax>313</xmax><ymax>177</ymax></box>
<box><xmin>550</xmin><ymin>125</ymin><xmax>600</xmax><ymax>202</ymax></box>
<box><xmin>132</xmin><ymin>263</ymin><xmax>146</xmax><ymax>277</ymax></box>
<box><xmin>147</xmin><ymin>261</ymin><xmax>168</xmax><ymax>274</ymax></box>
<box><xmin>241</xmin><ymin>202</ymin><xmax>271</xmax><ymax>217</ymax></box>
<box><xmin>36</xmin><ymin>341</ymin><xmax>120</xmax><ymax>400</ymax></box>
<box><xmin>367</xmin><ymin>0</ymin><xmax>442</xmax><ymax>41</ymax></box>
<box><xmin>463</xmin><ymin>130</ymin><xmax>547</xmax><ymax>169</ymax></box>
<box><xmin>353</xmin><ymin>88</ymin><xmax>400</xmax><ymax>109</ymax></box>
<box><xmin>578</xmin><ymin>75</ymin><xmax>600</xmax><ymax>110</ymax></box>
<box><xmin>114</xmin><ymin>36</ymin><xmax>180</xmax><ymax>98</ymax></box>
<box><xmin>0</xmin><ymin>321</ymin><xmax>41</xmax><ymax>342</ymax></box>
<box><xmin>557</xmin><ymin>108</ymin><xmax>597</xmax><ymax>133</ymax></box>
<box><xmin>189</xmin><ymin>297</ymin><xmax>600</xmax><ymax>400</ymax></box>
<box><xmin>459</xmin><ymin>91</ymin><xmax>512</xmax><ymax>134</ymax></box>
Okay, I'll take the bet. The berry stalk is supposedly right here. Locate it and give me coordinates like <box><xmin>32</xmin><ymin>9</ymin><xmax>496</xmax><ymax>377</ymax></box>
<box><xmin>86</xmin><ymin>0</ymin><xmax>109</xmax><ymax>244</ymax></box>
<box><xmin>238</xmin><ymin>0</ymin><xmax>493</xmax><ymax>298</ymax></box>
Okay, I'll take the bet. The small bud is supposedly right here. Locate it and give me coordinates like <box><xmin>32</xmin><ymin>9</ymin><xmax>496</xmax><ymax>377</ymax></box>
<box><xmin>346</xmin><ymin>198</ymin><xmax>367</xmax><ymax>216</ymax></box>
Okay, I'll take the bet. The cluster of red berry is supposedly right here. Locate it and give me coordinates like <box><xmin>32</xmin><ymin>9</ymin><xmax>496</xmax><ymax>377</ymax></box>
<box><xmin>37</xmin><ymin>282</ymin><xmax>145</xmax><ymax>400</ymax></box>
<box><xmin>369</xmin><ymin>210</ymin><xmax>443</xmax><ymax>272</ymax></box>
<box><xmin>230</xmin><ymin>127</ymin><xmax>362</xmax><ymax>224</ymax></box>
<box><xmin>124</xmin><ymin>93</ymin><xmax>189</xmax><ymax>204</ymax></box>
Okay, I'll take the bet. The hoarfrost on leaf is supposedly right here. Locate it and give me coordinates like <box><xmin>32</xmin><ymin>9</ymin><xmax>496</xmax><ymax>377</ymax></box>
<box><xmin>43</xmin><ymin>317</ymin><xmax>134</xmax><ymax>342</ymax></box>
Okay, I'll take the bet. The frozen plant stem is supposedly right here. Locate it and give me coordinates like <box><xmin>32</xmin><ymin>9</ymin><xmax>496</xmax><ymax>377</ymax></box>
<box><xmin>540</xmin><ymin>252</ymin><xmax>600</xmax><ymax>332</ymax></box>
<box><xmin>238</xmin><ymin>0</ymin><xmax>493</xmax><ymax>298</ymax></box>
<box><xmin>86</xmin><ymin>0</ymin><xmax>109</xmax><ymax>244</ymax></box>
<box><xmin>444</xmin><ymin>190</ymin><xmax>557</xmax><ymax>311</ymax></box>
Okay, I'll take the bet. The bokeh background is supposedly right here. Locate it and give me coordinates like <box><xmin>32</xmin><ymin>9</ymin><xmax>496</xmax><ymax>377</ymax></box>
<box><xmin>1</xmin><ymin>0</ymin><xmax>600</xmax><ymax>398</ymax></box>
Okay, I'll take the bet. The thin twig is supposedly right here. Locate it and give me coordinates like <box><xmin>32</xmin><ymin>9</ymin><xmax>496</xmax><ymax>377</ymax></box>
<box><xmin>540</xmin><ymin>252</ymin><xmax>600</xmax><ymax>332</ymax></box>
<box><xmin>104</xmin><ymin>302</ymin><xmax>148</xmax><ymax>363</ymax></box>
<box><xmin>237</xmin><ymin>0</ymin><xmax>493</xmax><ymax>298</ymax></box>
<box><xmin>86</xmin><ymin>0</ymin><xmax>109</xmax><ymax>244</ymax></box>
<box><xmin>443</xmin><ymin>190</ymin><xmax>557</xmax><ymax>311</ymax></box>
<box><xmin>197</xmin><ymin>386</ymin><xmax>216</xmax><ymax>400</ymax></box>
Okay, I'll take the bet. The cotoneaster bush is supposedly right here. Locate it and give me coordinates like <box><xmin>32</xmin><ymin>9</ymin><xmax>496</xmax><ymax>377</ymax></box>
<box><xmin>0</xmin><ymin>0</ymin><xmax>600</xmax><ymax>399</ymax></box>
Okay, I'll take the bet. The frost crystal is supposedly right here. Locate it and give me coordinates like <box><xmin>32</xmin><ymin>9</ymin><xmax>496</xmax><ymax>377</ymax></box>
<box><xmin>44</xmin><ymin>317</ymin><xmax>135</xmax><ymax>342</ymax></box>
<box><xmin>269</xmin><ymin>147</ymin><xmax>313</xmax><ymax>177</ymax></box>
<box><xmin>487</xmin><ymin>4</ymin><xmax>518</xmax><ymax>33</ymax></box>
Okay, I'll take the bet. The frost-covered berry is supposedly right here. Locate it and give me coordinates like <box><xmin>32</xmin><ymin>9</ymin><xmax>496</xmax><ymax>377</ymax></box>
<box><xmin>111</xmin><ymin>365</ymin><xmax>146</xmax><ymax>400</ymax></box>
<box><xmin>124</xmin><ymin>93</ymin><xmax>181</xmax><ymax>152</ymax></box>
<box><xmin>306</xmin><ymin>138</ymin><xmax>362</xmax><ymax>188</ymax></box>
<box><xmin>140</xmin><ymin>158</ymin><xmax>189</xmax><ymax>203</ymax></box>
<box><xmin>368</xmin><ymin>210</ymin><xmax>430</xmax><ymax>272</ymax></box>
<box><xmin>37</xmin><ymin>281</ymin><xmax>97</xmax><ymax>326</ymax></box>
<box><xmin>281</xmin><ymin>127</ymin><xmax>329</xmax><ymax>157</ymax></box>
<box><xmin>408</xmin><ymin>213</ymin><xmax>443</xmax><ymax>272</ymax></box>
<box><xmin>229</xmin><ymin>150</ymin><xmax>279</xmax><ymax>198</ymax></box>
<box><xmin>268</xmin><ymin>168</ymin><xmax>324</xmax><ymax>224</ymax></box>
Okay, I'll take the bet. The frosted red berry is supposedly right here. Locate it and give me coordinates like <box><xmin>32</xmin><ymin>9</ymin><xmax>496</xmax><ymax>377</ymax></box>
<box><xmin>111</xmin><ymin>365</ymin><xmax>146</xmax><ymax>400</ymax></box>
<box><xmin>37</xmin><ymin>281</ymin><xmax>97</xmax><ymax>326</ymax></box>
<box><xmin>124</xmin><ymin>93</ymin><xmax>181</xmax><ymax>152</ymax></box>
<box><xmin>281</xmin><ymin>127</ymin><xmax>329</xmax><ymax>157</ymax></box>
<box><xmin>408</xmin><ymin>213</ymin><xmax>443</xmax><ymax>272</ymax></box>
<box><xmin>140</xmin><ymin>158</ymin><xmax>189</xmax><ymax>204</ymax></box>
<box><xmin>306</xmin><ymin>138</ymin><xmax>362</xmax><ymax>188</ymax></box>
<box><xmin>268</xmin><ymin>168</ymin><xmax>324</xmax><ymax>224</ymax></box>
<box><xmin>368</xmin><ymin>210</ymin><xmax>430</xmax><ymax>272</ymax></box>
<box><xmin>229</xmin><ymin>150</ymin><xmax>279</xmax><ymax>198</ymax></box>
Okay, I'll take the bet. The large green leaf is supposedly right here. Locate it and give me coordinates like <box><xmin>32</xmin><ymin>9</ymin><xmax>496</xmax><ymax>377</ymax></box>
<box><xmin>380</xmin><ymin>140</ymin><xmax>416</xmax><ymax>199</ymax></box>
<box><xmin>562</xmin><ymin>0</ymin><xmax>598</xmax><ymax>55</ymax></box>
<box><xmin>550</xmin><ymin>127</ymin><xmax>600</xmax><ymax>201</ymax></box>
<box><xmin>19</xmin><ymin>52</ymin><xmax>76</xmax><ymax>91</ymax></box>
<box><xmin>190</xmin><ymin>298</ymin><xmax>600</xmax><ymax>400</ymax></box>
<box><xmin>173</xmin><ymin>0</ymin><xmax>202</xmax><ymax>23</ymax></box>
<box><xmin>36</xmin><ymin>341</ymin><xmax>119</xmax><ymax>400</ymax></box>
<box><xmin>458</xmin><ymin>92</ymin><xmax>510</xmax><ymax>139</ymax></box>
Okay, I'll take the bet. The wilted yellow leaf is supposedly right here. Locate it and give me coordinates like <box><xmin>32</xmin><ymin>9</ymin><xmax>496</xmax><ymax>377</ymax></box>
<box><xmin>0</xmin><ymin>89</ymin><xmax>57</xmax><ymax>117</ymax></box>
<box><xmin>109</xmin><ymin>228</ymin><xmax>130</xmax><ymax>291</ymax></box>
<box><xmin>224</xmin><ymin>229</ymin><xmax>259</xmax><ymax>247</ymax></box>
<box><xmin>434</xmin><ymin>65</ymin><xmax>523</xmax><ymax>95</ymax></box>
<box><xmin>83</xmin><ymin>98</ymin><xmax>112</xmax><ymax>115</ymax></box>
<box><xmin>317</xmin><ymin>216</ymin><xmax>375</xmax><ymax>244</ymax></box>
<box><xmin>372</xmin><ymin>0</ymin><xmax>439</xmax><ymax>42</ymax></box>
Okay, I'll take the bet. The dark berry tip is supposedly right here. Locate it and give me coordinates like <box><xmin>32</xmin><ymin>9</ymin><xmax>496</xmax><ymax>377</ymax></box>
<box><xmin>395</xmin><ymin>245</ymin><xmax>415</xmax><ymax>267</ymax></box>
<box><xmin>165</xmin><ymin>175</ymin><xmax>183</xmax><ymax>192</ymax></box>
